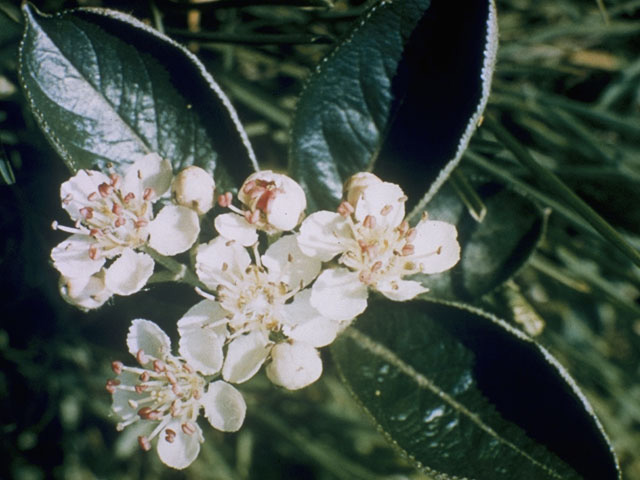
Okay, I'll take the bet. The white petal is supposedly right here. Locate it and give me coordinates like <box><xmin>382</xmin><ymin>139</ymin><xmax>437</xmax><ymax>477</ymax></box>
<box><xmin>123</xmin><ymin>153</ymin><xmax>173</xmax><ymax>200</ymax></box>
<box><xmin>178</xmin><ymin>300</ymin><xmax>228</xmax><ymax>375</ymax></box>
<box><xmin>262</xmin><ymin>235</ymin><xmax>321</xmax><ymax>288</ymax></box>
<box><xmin>214</xmin><ymin>213</ymin><xmax>258</xmax><ymax>247</ymax></box>
<box><xmin>104</xmin><ymin>249</ymin><xmax>154</xmax><ymax>296</ymax></box>
<box><xmin>354</xmin><ymin>181</ymin><xmax>405</xmax><ymax>228</ymax></box>
<box><xmin>51</xmin><ymin>234</ymin><xmax>105</xmax><ymax>278</ymax></box>
<box><xmin>111</xmin><ymin>371</ymin><xmax>141</xmax><ymax>419</ymax></box>
<box><xmin>297</xmin><ymin>211</ymin><xmax>352</xmax><ymax>261</ymax></box>
<box><xmin>172</xmin><ymin>166</ymin><xmax>215</xmax><ymax>215</ymax></box>
<box><xmin>195</xmin><ymin>237</ymin><xmax>251</xmax><ymax>290</ymax></box>
<box><xmin>266</xmin><ymin>342</ymin><xmax>322</xmax><ymax>390</ymax></box>
<box><xmin>156</xmin><ymin>419</ymin><xmax>203</xmax><ymax>470</ymax></box>
<box><xmin>412</xmin><ymin>220</ymin><xmax>461</xmax><ymax>274</ymax></box>
<box><xmin>310</xmin><ymin>268</ymin><xmax>368</xmax><ymax>322</ymax></box>
<box><xmin>59</xmin><ymin>270</ymin><xmax>112</xmax><ymax>311</ymax></box>
<box><xmin>222</xmin><ymin>330</ymin><xmax>271</xmax><ymax>384</ymax></box>
<box><xmin>282</xmin><ymin>290</ymin><xmax>338</xmax><ymax>348</ymax></box>
<box><xmin>344</xmin><ymin>172</ymin><xmax>382</xmax><ymax>208</ymax></box>
<box><xmin>265</xmin><ymin>175</ymin><xmax>306</xmax><ymax>231</ymax></box>
<box><xmin>126</xmin><ymin>318</ymin><xmax>172</xmax><ymax>361</ymax></box>
<box><xmin>60</xmin><ymin>169</ymin><xmax>111</xmax><ymax>220</ymax></box>
<box><xmin>148</xmin><ymin>205</ymin><xmax>200</xmax><ymax>256</ymax></box>
<box><xmin>376</xmin><ymin>278</ymin><xmax>428</xmax><ymax>301</ymax></box>
<box><xmin>201</xmin><ymin>381</ymin><xmax>247</xmax><ymax>432</ymax></box>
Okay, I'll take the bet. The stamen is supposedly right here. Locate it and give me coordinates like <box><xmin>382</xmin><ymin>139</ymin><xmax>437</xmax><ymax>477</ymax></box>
<box><xmin>363</xmin><ymin>215</ymin><xmax>376</xmax><ymax>229</ymax></box>
<box><xmin>406</xmin><ymin>228</ymin><xmax>417</xmax><ymax>242</ymax></box>
<box><xmin>402</xmin><ymin>244</ymin><xmax>415</xmax><ymax>256</ymax></box>
<box><xmin>164</xmin><ymin>428</ymin><xmax>176</xmax><ymax>443</ymax></box>
<box><xmin>136</xmin><ymin>349</ymin><xmax>149</xmax><ymax>365</ymax></box>
<box><xmin>63</xmin><ymin>193</ymin><xmax>73</xmax><ymax>205</ymax></box>
<box><xmin>123</xmin><ymin>192</ymin><xmax>135</xmax><ymax>203</ymax></box>
<box><xmin>380</xmin><ymin>204</ymin><xmax>393</xmax><ymax>216</ymax></box>
<box><xmin>87</xmin><ymin>192</ymin><xmax>98</xmax><ymax>201</ymax></box>
<box><xmin>139</xmin><ymin>371</ymin><xmax>150</xmax><ymax>382</ymax></box>
<box><xmin>98</xmin><ymin>183</ymin><xmax>113</xmax><ymax>197</ymax></box>
<box><xmin>111</xmin><ymin>361</ymin><xmax>123</xmax><ymax>374</ymax></box>
<box><xmin>218</xmin><ymin>192</ymin><xmax>233</xmax><ymax>208</ymax></box>
<box><xmin>138</xmin><ymin>436</ymin><xmax>152</xmax><ymax>451</ymax></box>
<box><xmin>143</xmin><ymin>188</ymin><xmax>154</xmax><ymax>201</ymax></box>
<box><xmin>88</xmin><ymin>244</ymin><xmax>99</xmax><ymax>260</ymax></box>
<box><xmin>112</xmin><ymin>203</ymin><xmax>123</xmax><ymax>215</ymax></box>
<box><xmin>134</xmin><ymin>219</ymin><xmax>148</xmax><ymax>229</ymax></box>
<box><xmin>182</xmin><ymin>422</ymin><xmax>197</xmax><ymax>435</ymax></box>
<box><xmin>337</xmin><ymin>201</ymin><xmax>354</xmax><ymax>217</ymax></box>
<box><xmin>105</xmin><ymin>379</ymin><xmax>121</xmax><ymax>393</ymax></box>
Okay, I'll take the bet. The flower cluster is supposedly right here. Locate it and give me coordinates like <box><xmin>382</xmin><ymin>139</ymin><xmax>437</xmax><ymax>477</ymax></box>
<box><xmin>51</xmin><ymin>158</ymin><xmax>460</xmax><ymax>469</ymax></box>
<box><xmin>52</xmin><ymin>154</ymin><xmax>202</xmax><ymax>310</ymax></box>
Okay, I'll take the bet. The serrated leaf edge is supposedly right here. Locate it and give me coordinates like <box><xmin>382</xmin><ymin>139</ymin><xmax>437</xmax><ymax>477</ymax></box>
<box><xmin>340</xmin><ymin>324</ymin><xmax>568</xmax><ymax>480</ymax></box>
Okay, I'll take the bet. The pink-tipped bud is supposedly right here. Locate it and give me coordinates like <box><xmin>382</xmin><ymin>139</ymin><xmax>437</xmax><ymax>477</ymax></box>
<box><xmin>111</xmin><ymin>361</ymin><xmax>123</xmax><ymax>374</ymax></box>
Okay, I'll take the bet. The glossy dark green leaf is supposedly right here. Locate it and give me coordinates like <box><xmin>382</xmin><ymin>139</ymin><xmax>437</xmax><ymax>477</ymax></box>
<box><xmin>19</xmin><ymin>4</ymin><xmax>256</xmax><ymax>190</ymax></box>
<box><xmin>415</xmin><ymin>181</ymin><xmax>545</xmax><ymax>301</ymax></box>
<box><xmin>332</xmin><ymin>299</ymin><xmax>620</xmax><ymax>480</ymax></box>
<box><xmin>289</xmin><ymin>0</ymin><xmax>497</xmax><ymax>210</ymax></box>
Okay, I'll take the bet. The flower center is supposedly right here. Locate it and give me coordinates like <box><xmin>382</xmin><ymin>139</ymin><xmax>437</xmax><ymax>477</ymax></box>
<box><xmin>219</xmin><ymin>266</ymin><xmax>289</xmax><ymax>333</ymax></box>
<box><xmin>56</xmin><ymin>173</ymin><xmax>154</xmax><ymax>259</ymax></box>
<box><xmin>109</xmin><ymin>351</ymin><xmax>204</xmax><ymax>448</ymax></box>
<box><xmin>339</xmin><ymin>206</ymin><xmax>420</xmax><ymax>286</ymax></box>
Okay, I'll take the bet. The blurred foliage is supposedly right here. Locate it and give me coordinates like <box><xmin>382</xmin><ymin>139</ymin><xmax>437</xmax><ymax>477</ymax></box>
<box><xmin>0</xmin><ymin>0</ymin><xmax>639</xmax><ymax>478</ymax></box>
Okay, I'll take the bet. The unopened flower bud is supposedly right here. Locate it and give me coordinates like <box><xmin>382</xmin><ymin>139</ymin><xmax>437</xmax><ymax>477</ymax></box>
<box><xmin>344</xmin><ymin>172</ymin><xmax>382</xmax><ymax>208</ymax></box>
<box><xmin>238</xmin><ymin>171</ymin><xmax>306</xmax><ymax>232</ymax></box>
<box><xmin>172</xmin><ymin>166</ymin><xmax>215</xmax><ymax>215</ymax></box>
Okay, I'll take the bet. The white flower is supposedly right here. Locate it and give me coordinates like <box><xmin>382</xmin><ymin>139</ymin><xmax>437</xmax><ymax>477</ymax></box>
<box><xmin>192</xmin><ymin>234</ymin><xmax>337</xmax><ymax>389</ymax></box>
<box><xmin>172</xmin><ymin>166</ymin><xmax>215</xmax><ymax>215</ymax></box>
<box><xmin>214</xmin><ymin>171</ymin><xmax>306</xmax><ymax>246</ymax></box>
<box><xmin>297</xmin><ymin>178</ymin><xmax>460</xmax><ymax>320</ymax></box>
<box><xmin>108</xmin><ymin>319</ymin><xmax>246</xmax><ymax>470</ymax></box>
<box><xmin>51</xmin><ymin>153</ymin><xmax>200</xmax><ymax>297</ymax></box>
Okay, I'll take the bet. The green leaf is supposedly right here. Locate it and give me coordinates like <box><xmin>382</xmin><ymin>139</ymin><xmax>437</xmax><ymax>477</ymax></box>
<box><xmin>332</xmin><ymin>299</ymin><xmax>620</xmax><ymax>480</ymax></box>
<box><xmin>415</xmin><ymin>181</ymin><xmax>545</xmax><ymax>301</ymax></box>
<box><xmin>289</xmin><ymin>0</ymin><xmax>497</xmax><ymax>210</ymax></box>
<box><xmin>19</xmin><ymin>4</ymin><xmax>256</xmax><ymax>190</ymax></box>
